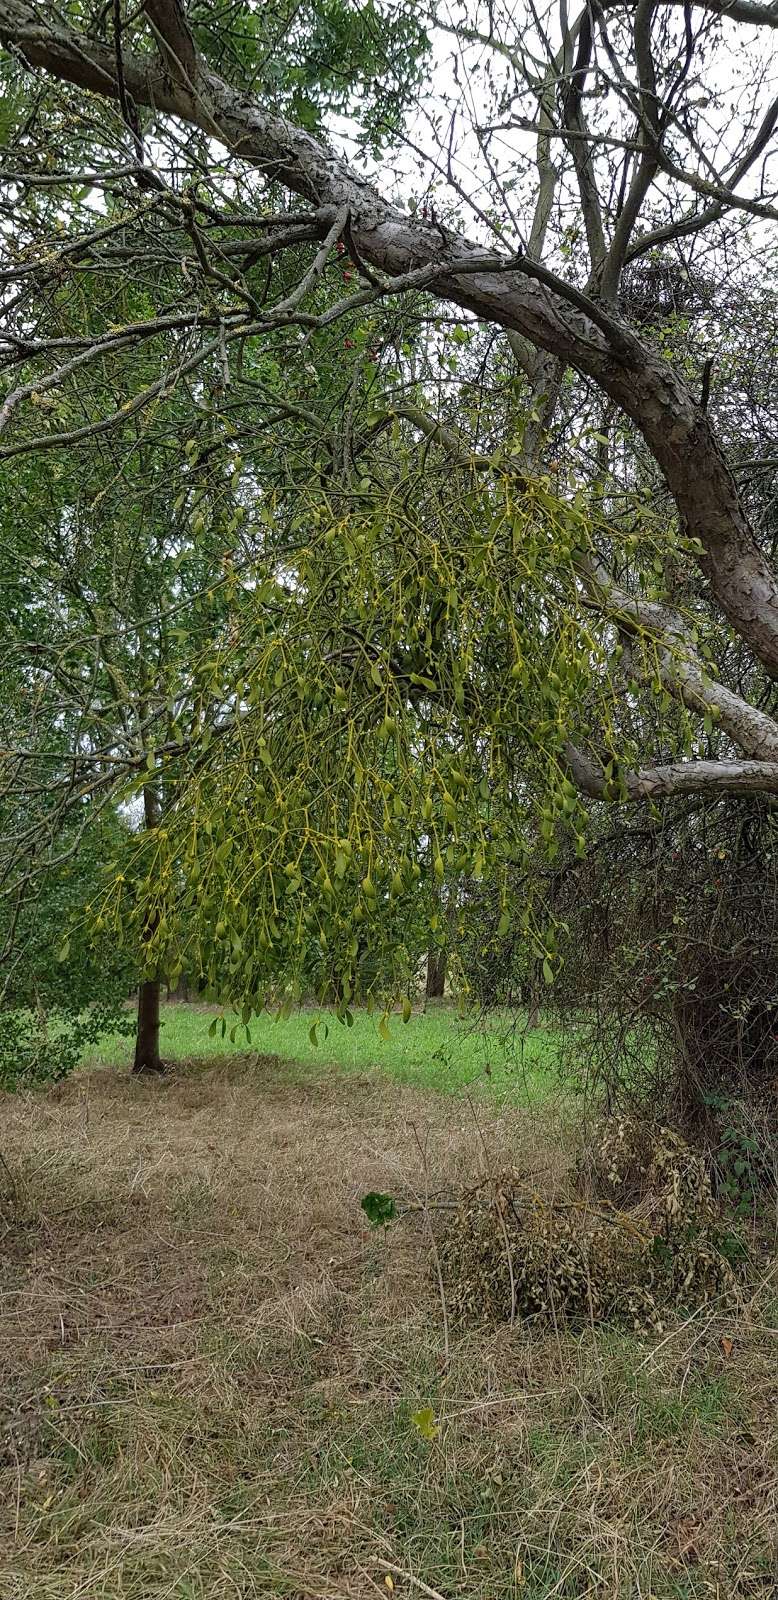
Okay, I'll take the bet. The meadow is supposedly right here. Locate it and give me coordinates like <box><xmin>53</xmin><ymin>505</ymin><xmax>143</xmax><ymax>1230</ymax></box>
<box><xmin>92</xmin><ymin>1001</ymin><xmax>563</xmax><ymax>1104</ymax></box>
<box><xmin>1</xmin><ymin>1022</ymin><xmax>776</xmax><ymax>1598</ymax></box>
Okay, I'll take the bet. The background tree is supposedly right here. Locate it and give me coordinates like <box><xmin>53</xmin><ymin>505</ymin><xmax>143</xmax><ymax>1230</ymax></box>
<box><xmin>0</xmin><ymin>810</ymin><xmax>136</xmax><ymax>1087</ymax></box>
<box><xmin>0</xmin><ymin>303</ymin><xmax>266</xmax><ymax>1071</ymax></box>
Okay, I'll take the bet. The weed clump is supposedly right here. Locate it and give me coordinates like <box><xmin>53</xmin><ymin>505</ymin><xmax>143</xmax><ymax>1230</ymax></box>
<box><xmin>439</xmin><ymin>1118</ymin><xmax>733</xmax><ymax>1333</ymax></box>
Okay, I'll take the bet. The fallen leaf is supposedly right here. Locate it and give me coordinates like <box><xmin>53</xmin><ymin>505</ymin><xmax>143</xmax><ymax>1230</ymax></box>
<box><xmin>410</xmin><ymin>1405</ymin><xmax>440</xmax><ymax>1441</ymax></box>
<box><xmin>720</xmin><ymin>1334</ymin><xmax>735</xmax><ymax>1359</ymax></box>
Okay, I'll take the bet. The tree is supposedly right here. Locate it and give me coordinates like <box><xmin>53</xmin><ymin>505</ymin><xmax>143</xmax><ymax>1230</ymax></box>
<box><xmin>0</xmin><ymin>810</ymin><xmax>136</xmax><ymax>1087</ymax></box>
<box><xmin>2</xmin><ymin>0</ymin><xmax>778</xmax><ymax>1050</ymax></box>
<box><xmin>0</xmin><ymin>0</ymin><xmax>777</xmax><ymax>796</ymax></box>
<box><xmin>0</xmin><ymin>305</ymin><xmax>262</xmax><ymax>1070</ymax></box>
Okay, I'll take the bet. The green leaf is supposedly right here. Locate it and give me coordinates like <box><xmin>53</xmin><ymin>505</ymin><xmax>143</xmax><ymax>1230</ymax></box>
<box><xmin>361</xmin><ymin>1191</ymin><xmax>398</xmax><ymax>1228</ymax></box>
<box><xmin>292</xmin><ymin>92</ymin><xmax>320</xmax><ymax>131</ymax></box>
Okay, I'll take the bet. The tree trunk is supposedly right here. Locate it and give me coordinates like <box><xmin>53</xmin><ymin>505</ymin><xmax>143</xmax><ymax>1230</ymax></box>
<box><xmin>132</xmin><ymin>781</ymin><xmax>165</xmax><ymax>1075</ymax></box>
<box><xmin>426</xmin><ymin>946</ymin><xmax>447</xmax><ymax>1000</ymax></box>
<box><xmin>426</xmin><ymin>887</ymin><xmax>457</xmax><ymax>1002</ymax></box>
<box><xmin>670</xmin><ymin>947</ymin><xmax>777</xmax><ymax>1140</ymax></box>
<box><xmin>133</xmin><ymin>978</ymin><xmax>164</xmax><ymax>1074</ymax></box>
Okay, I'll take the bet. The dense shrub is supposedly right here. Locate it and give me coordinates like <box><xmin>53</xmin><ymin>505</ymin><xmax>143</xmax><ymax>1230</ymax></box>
<box><xmin>439</xmin><ymin>1119</ymin><xmax>735</xmax><ymax>1334</ymax></box>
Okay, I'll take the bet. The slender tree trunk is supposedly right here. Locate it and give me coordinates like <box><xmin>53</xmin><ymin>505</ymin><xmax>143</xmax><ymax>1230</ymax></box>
<box><xmin>133</xmin><ymin>978</ymin><xmax>163</xmax><ymax>1074</ymax></box>
<box><xmin>426</xmin><ymin>946</ymin><xmax>447</xmax><ymax>1000</ymax></box>
<box><xmin>132</xmin><ymin>782</ymin><xmax>165</xmax><ymax>1075</ymax></box>
<box><xmin>425</xmin><ymin>887</ymin><xmax>458</xmax><ymax>1003</ymax></box>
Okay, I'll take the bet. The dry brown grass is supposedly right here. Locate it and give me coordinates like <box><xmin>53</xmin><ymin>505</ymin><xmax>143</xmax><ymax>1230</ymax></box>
<box><xmin>0</xmin><ymin>1057</ymin><xmax>776</xmax><ymax>1598</ymax></box>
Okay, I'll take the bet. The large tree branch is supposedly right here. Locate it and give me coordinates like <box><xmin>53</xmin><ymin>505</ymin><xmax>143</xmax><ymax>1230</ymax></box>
<box><xmin>565</xmin><ymin>745</ymin><xmax>778</xmax><ymax>798</ymax></box>
<box><xmin>598</xmin><ymin>0</ymin><xmax>662</xmax><ymax>302</ymax></box>
<box><xmin>142</xmin><ymin>0</ymin><xmax>196</xmax><ymax>82</ymax></box>
<box><xmin>3</xmin><ymin>0</ymin><xmax>778</xmax><ymax>681</ymax></box>
<box><xmin>626</xmin><ymin>0</ymin><xmax>778</xmax><ymax>25</ymax></box>
<box><xmin>558</xmin><ymin>2</ymin><xmax>608</xmax><ymax>273</ymax></box>
<box><xmin>579</xmin><ymin>558</ymin><xmax>778</xmax><ymax>760</ymax></box>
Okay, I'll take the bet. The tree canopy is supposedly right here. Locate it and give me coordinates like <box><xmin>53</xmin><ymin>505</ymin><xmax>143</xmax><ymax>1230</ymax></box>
<box><xmin>2</xmin><ymin>0</ymin><xmax>778</xmax><ymax>1015</ymax></box>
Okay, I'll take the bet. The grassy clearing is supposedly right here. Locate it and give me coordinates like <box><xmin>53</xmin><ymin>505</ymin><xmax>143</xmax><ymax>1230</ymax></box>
<box><xmin>1</xmin><ymin>1058</ymin><xmax>776</xmax><ymax>1598</ymax></box>
<box><xmin>93</xmin><ymin>1002</ymin><xmax>563</xmax><ymax>1103</ymax></box>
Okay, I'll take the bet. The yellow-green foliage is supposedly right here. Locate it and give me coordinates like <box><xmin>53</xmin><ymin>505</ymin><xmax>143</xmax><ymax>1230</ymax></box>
<box><xmin>97</xmin><ymin>449</ymin><xmax>691</xmax><ymax>1014</ymax></box>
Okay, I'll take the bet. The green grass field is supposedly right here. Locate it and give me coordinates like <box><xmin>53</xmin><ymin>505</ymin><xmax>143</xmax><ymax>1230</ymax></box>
<box><xmin>93</xmin><ymin>1000</ymin><xmax>565</xmax><ymax>1102</ymax></box>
